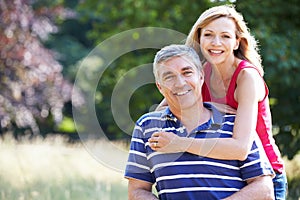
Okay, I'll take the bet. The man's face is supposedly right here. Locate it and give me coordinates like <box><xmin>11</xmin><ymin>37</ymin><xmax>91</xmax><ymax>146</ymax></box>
<box><xmin>156</xmin><ymin>56</ymin><xmax>203</xmax><ymax>111</ymax></box>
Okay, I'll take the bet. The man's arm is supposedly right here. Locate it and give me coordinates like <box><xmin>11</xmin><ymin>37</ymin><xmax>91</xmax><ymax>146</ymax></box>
<box><xmin>223</xmin><ymin>175</ymin><xmax>274</xmax><ymax>200</ymax></box>
<box><xmin>128</xmin><ymin>178</ymin><xmax>158</xmax><ymax>200</ymax></box>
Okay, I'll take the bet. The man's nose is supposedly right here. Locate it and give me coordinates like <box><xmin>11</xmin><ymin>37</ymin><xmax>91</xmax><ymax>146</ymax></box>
<box><xmin>174</xmin><ymin>75</ymin><xmax>186</xmax><ymax>87</ymax></box>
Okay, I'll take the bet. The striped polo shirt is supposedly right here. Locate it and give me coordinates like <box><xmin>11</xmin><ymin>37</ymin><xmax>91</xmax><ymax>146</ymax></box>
<box><xmin>125</xmin><ymin>103</ymin><xmax>274</xmax><ymax>200</ymax></box>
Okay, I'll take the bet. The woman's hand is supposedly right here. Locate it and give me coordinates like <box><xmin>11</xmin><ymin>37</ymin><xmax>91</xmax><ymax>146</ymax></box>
<box><xmin>209</xmin><ymin>102</ymin><xmax>237</xmax><ymax>114</ymax></box>
<box><xmin>148</xmin><ymin>131</ymin><xmax>186</xmax><ymax>153</ymax></box>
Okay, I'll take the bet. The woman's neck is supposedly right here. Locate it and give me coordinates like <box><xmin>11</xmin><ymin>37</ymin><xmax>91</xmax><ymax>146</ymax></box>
<box><xmin>210</xmin><ymin>57</ymin><xmax>239</xmax><ymax>81</ymax></box>
<box><xmin>208</xmin><ymin>57</ymin><xmax>241</xmax><ymax>97</ymax></box>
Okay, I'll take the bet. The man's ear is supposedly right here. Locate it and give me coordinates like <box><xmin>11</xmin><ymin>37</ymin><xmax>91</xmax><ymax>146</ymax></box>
<box><xmin>198</xmin><ymin>70</ymin><xmax>205</xmax><ymax>86</ymax></box>
<box><xmin>199</xmin><ymin>69</ymin><xmax>204</xmax><ymax>80</ymax></box>
<box><xmin>156</xmin><ymin>81</ymin><xmax>165</xmax><ymax>96</ymax></box>
<box><xmin>156</xmin><ymin>82</ymin><xmax>162</xmax><ymax>92</ymax></box>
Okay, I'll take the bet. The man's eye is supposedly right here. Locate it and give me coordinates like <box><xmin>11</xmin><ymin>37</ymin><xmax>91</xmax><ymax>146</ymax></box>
<box><xmin>163</xmin><ymin>75</ymin><xmax>174</xmax><ymax>81</ymax></box>
<box><xmin>184</xmin><ymin>71</ymin><xmax>193</xmax><ymax>76</ymax></box>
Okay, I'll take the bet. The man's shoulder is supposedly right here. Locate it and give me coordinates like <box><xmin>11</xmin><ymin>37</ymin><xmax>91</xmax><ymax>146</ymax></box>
<box><xmin>204</xmin><ymin>102</ymin><xmax>236</xmax><ymax>124</ymax></box>
<box><xmin>136</xmin><ymin>109</ymin><xmax>166</xmax><ymax>126</ymax></box>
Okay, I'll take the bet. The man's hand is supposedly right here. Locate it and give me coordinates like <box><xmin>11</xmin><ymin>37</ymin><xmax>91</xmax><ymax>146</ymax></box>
<box><xmin>222</xmin><ymin>175</ymin><xmax>274</xmax><ymax>200</ymax></box>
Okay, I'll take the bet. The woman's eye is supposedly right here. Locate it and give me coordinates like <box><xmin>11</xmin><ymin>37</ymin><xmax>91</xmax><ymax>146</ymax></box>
<box><xmin>222</xmin><ymin>34</ymin><xmax>231</xmax><ymax>39</ymax></box>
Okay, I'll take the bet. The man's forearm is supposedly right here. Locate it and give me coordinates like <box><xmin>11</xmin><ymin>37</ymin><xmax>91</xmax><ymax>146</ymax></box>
<box><xmin>128</xmin><ymin>178</ymin><xmax>158</xmax><ymax>200</ymax></box>
<box><xmin>129</xmin><ymin>189</ymin><xmax>158</xmax><ymax>200</ymax></box>
<box><xmin>222</xmin><ymin>176</ymin><xmax>274</xmax><ymax>200</ymax></box>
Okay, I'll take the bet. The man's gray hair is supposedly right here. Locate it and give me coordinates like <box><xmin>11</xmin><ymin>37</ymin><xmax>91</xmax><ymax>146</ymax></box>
<box><xmin>153</xmin><ymin>44</ymin><xmax>203</xmax><ymax>80</ymax></box>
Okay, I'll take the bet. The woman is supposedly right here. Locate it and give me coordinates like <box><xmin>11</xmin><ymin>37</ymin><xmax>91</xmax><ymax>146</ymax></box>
<box><xmin>151</xmin><ymin>5</ymin><xmax>287</xmax><ymax>199</ymax></box>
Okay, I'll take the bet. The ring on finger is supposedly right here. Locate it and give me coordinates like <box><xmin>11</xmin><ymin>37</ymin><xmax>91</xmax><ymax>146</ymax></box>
<box><xmin>154</xmin><ymin>142</ymin><xmax>158</xmax><ymax>148</ymax></box>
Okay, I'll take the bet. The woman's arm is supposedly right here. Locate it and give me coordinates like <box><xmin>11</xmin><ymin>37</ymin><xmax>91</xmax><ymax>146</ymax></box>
<box><xmin>149</xmin><ymin>68</ymin><xmax>265</xmax><ymax>160</ymax></box>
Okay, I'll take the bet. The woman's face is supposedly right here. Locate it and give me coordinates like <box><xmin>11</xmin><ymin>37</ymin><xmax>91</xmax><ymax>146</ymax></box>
<box><xmin>199</xmin><ymin>17</ymin><xmax>239</xmax><ymax>65</ymax></box>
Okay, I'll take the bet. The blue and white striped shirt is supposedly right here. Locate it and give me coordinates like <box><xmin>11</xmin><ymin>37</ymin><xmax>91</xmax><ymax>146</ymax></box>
<box><xmin>125</xmin><ymin>103</ymin><xmax>274</xmax><ymax>200</ymax></box>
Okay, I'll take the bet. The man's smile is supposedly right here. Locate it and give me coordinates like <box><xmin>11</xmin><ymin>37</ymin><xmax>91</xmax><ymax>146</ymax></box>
<box><xmin>173</xmin><ymin>89</ymin><xmax>192</xmax><ymax>96</ymax></box>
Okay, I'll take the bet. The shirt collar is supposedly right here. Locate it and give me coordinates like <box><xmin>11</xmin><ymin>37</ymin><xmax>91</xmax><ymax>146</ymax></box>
<box><xmin>161</xmin><ymin>102</ymin><xmax>224</xmax><ymax>125</ymax></box>
<box><xmin>161</xmin><ymin>107</ymin><xmax>177</xmax><ymax>122</ymax></box>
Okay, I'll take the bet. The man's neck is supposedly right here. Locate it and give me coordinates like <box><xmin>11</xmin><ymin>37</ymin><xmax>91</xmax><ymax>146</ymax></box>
<box><xmin>170</xmin><ymin>103</ymin><xmax>211</xmax><ymax>133</ymax></box>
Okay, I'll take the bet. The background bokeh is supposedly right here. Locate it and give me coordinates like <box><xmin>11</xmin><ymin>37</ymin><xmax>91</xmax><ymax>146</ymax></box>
<box><xmin>0</xmin><ymin>0</ymin><xmax>299</xmax><ymax>199</ymax></box>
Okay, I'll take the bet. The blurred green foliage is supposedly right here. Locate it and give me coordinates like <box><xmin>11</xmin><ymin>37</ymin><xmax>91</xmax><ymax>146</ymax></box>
<box><xmin>235</xmin><ymin>0</ymin><xmax>300</xmax><ymax>159</ymax></box>
<box><xmin>1</xmin><ymin>0</ymin><xmax>299</xmax><ymax>160</ymax></box>
<box><xmin>0</xmin><ymin>1</ymin><xmax>299</xmax><ymax>199</ymax></box>
<box><xmin>68</xmin><ymin>0</ymin><xmax>300</xmax><ymax>159</ymax></box>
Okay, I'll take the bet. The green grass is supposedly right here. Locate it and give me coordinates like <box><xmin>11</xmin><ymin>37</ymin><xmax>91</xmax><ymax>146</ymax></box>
<box><xmin>0</xmin><ymin>135</ymin><xmax>128</xmax><ymax>200</ymax></box>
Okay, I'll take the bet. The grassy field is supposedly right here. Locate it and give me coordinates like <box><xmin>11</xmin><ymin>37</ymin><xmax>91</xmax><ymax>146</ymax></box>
<box><xmin>0</xmin><ymin>135</ymin><xmax>128</xmax><ymax>200</ymax></box>
<box><xmin>0</xmin><ymin>134</ymin><xmax>299</xmax><ymax>200</ymax></box>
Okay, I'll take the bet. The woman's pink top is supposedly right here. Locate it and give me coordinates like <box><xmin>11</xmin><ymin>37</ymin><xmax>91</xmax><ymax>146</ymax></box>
<box><xmin>202</xmin><ymin>60</ymin><xmax>284</xmax><ymax>173</ymax></box>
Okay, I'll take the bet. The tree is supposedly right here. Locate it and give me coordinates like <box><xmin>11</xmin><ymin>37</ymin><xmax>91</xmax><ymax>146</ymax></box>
<box><xmin>72</xmin><ymin>0</ymin><xmax>216</xmax><ymax>140</ymax></box>
<box><xmin>0</xmin><ymin>0</ymin><xmax>82</xmax><ymax>137</ymax></box>
<box><xmin>236</xmin><ymin>0</ymin><xmax>300</xmax><ymax>159</ymax></box>
<box><xmin>46</xmin><ymin>0</ymin><xmax>300</xmax><ymax>158</ymax></box>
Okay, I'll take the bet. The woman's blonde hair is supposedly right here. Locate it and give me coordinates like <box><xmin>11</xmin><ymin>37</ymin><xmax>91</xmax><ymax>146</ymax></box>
<box><xmin>185</xmin><ymin>4</ymin><xmax>263</xmax><ymax>75</ymax></box>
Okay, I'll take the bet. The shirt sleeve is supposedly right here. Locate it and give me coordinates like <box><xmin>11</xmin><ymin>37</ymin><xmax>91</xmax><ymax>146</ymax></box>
<box><xmin>124</xmin><ymin>124</ymin><xmax>155</xmax><ymax>184</ymax></box>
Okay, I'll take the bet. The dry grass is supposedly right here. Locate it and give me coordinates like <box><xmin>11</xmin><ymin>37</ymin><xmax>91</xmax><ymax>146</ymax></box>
<box><xmin>0</xmin><ymin>134</ymin><xmax>299</xmax><ymax>200</ymax></box>
<box><xmin>284</xmin><ymin>155</ymin><xmax>300</xmax><ymax>200</ymax></box>
<box><xmin>0</xmin><ymin>134</ymin><xmax>128</xmax><ymax>200</ymax></box>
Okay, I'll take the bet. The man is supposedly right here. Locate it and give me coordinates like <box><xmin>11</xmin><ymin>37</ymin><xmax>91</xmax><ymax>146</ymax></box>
<box><xmin>124</xmin><ymin>44</ymin><xmax>274</xmax><ymax>200</ymax></box>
